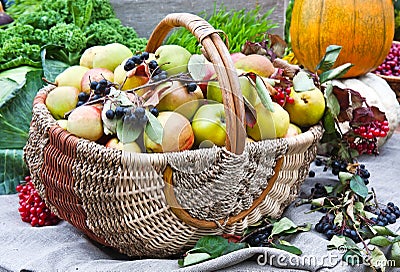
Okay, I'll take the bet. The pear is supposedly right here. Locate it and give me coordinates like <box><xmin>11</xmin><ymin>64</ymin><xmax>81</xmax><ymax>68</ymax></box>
<box><xmin>284</xmin><ymin>87</ymin><xmax>326</xmax><ymax>127</ymax></box>
<box><xmin>247</xmin><ymin>102</ymin><xmax>290</xmax><ymax>140</ymax></box>
<box><xmin>154</xmin><ymin>45</ymin><xmax>191</xmax><ymax>76</ymax></box>
<box><xmin>45</xmin><ymin>86</ymin><xmax>80</xmax><ymax>120</ymax></box>
<box><xmin>92</xmin><ymin>43</ymin><xmax>133</xmax><ymax>72</ymax></box>
<box><xmin>207</xmin><ymin>75</ymin><xmax>258</xmax><ymax>106</ymax></box>
<box><xmin>234</xmin><ymin>54</ymin><xmax>275</xmax><ymax>78</ymax></box>
<box><xmin>55</xmin><ymin>65</ymin><xmax>90</xmax><ymax>91</ymax></box>
<box><xmin>156</xmin><ymin>81</ymin><xmax>204</xmax><ymax>120</ymax></box>
<box><xmin>80</xmin><ymin>46</ymin><xmax>104</xmax><ymax>68</ymax></box>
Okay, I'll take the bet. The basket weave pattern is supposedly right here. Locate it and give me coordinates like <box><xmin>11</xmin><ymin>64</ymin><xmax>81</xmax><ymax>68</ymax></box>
<box><xmin>24</xmin><ymin>13</ymin><xmax>324</xmax><ymax>257</ymax></box>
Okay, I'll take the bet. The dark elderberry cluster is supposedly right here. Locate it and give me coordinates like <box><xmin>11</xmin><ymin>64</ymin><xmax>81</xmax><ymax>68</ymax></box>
<box><xmin>367</xmin><ymin>202</ymin><xmax>400</xmax><ymax>227</ymax></box>
<box><xmin>77</xmin><ymin>78</ymin><xmax>113</xmax><ymax>107</ymax></box>
<box><xmin>244</xmin><ymin>226</ymin><xmax>273</xmax><ymax>247</ymax></box>
<box><xmin>356</xmin><ymin>164</ymin><xmax>370</xmax><ymax>185</ymax></box>
<box><xmin>330</xmin><ymin>159</ymin><xmax>348</xmax><ymax>176</ymax></box>
<box><xmin>124</xmin><ymin>52</ymin><xmax>150</xmax><ymax>71</ymax></box>
<box><xmin>315</xmin><ymin>215</ymin><xmax>361</xmax><ymax>242</ymax></box>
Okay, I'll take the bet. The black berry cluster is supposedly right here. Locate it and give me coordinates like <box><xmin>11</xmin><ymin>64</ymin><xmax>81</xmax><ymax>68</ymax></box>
<box><xmin>77</xmin><ymin>77</ymin><xmax>114</xmax><ymax>107</ymax></box>
<box><xmin>124</xmin><ymin>52</ymin><xmax>150</xmax><ymax>71</ymax></box>
<box><xmin>244</xmin><ymin>226</ymin><xmax>273</xmax><ymax>247</ymax></box>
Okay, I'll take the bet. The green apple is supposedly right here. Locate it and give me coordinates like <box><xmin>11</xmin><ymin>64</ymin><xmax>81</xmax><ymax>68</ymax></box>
<box><xmin>55</xmin><ymin>65</ymin><xmax>90</xmax><ymax>91</ymax></box>
<box><xmin>191</xmin><ymin>103</ymin><xmax>226</xmax><ymax>147</ymax></box>
<box><xmin>67</xmin><ymin>105</ymin><xmax>103</xmax><ymax>141</ymax></box>
<box><xmin>207</xmin><ymin>74</ymin><xmax>258</xmax><ymax>106</ymax></box>
<box><xmin>45</xmin><ymin>86</ymin><xmax>80</xmax><ymax>120</ymax></box>
<box><xmin>92</xmin><ymin>43</ymin><xmax>133</xmax><ymax>72</ymax></box>
<box><xmin>156</xmin><ymin>81</ymin><xmax>204</xmax><ymax>120</ymax></box>
<box><xmin>284</xmin><ymin>87</ymin><xmax>326</xmax><ymax>127</ymax></box>
<box><xmin>247</xmin><ymin>102</ymin><xmax>290</xmax><ymax>140</ymax></box>
<box><xmin>144</xmin><ymin>111</ymin><xmax>194</xmax><ymax>153</ymax></box>
<box><xmin>154</xmin><ymin>45</ymin><xmax>191</xmax><ymax>76</ymax></box>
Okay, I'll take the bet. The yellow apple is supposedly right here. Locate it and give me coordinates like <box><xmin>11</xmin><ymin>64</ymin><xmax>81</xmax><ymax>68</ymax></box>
<box><xmin>55</xmin><ymin>65</ymin><xmax>90</xmax><ymax>91</ymax></box>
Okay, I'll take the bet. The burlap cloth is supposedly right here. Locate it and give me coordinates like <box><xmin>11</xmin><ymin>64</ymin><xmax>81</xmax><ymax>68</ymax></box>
<box><xmin>1</xmin><ymin>133</ymin><xmax>399</xmax><ymax>272</ymax></box>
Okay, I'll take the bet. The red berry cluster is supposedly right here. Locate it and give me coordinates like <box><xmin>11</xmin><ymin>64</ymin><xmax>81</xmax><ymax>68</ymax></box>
<box><xmin>373</xmin><ymin>42</ymin><xmax>400</xmax><ymax>77</ymax></box>
<box><xmin>272</xmin><ymin>86</ymin><xmax>295</xmax><ymax>106</ymax></box>
<box><xmin>347</xmin><ymin>120</ymin><xmax>390</xmax><ymax>155</ymax></box>
<box><xmin>16</xmin><ymin>176</ymin><xmax>61</xmax><ymax>227</ymax></box>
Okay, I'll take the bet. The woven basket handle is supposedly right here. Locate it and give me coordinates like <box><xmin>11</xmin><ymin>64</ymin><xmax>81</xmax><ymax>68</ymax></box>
<box><xmin>145</xmin><ymin>13</ymin><xmax>246</xmax><ymax>155</ymax></box>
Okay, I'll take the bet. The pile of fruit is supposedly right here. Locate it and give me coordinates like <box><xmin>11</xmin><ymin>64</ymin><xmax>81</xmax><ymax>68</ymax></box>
<box><xmin>45</xmin><ymin>42</ymin><xmax>327</xmax><ymax>152</ymax></box>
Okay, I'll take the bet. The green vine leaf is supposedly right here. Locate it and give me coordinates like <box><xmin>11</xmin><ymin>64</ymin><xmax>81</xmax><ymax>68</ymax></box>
<box><xmin>324</xmin><ymin>83</ymin><xmax>340</xmax><ymax>117</ymax></box>
<box><xmin>255</xmin><ymin>76</ymin><xmax>274</xmax><ymax>112</ymax></box>
<box><xmin>390</xmin><ymin>241</ymin><xmax>400</xmax><ymax>267</ymax></box>
<box><xmin>272</xmin><ymin>240</ymin><xmax>302</xmax><ymax>255</ymax></box>
<box><xmin>319</xmin><ymin>63</ymin><xmax>354</xmax><ymax>84</ymax></box>
<box><xmin>316</xmin><ymin>45</ymin><xmax>343</xmax><ymax>72</ymax></box>
<box><xmin>350</xmin><ymin>175</ymin><xmax>368</xmax><ymax>199</ymax></box>
<box><xmin>370</xmin><ymin>236</ymin><xmax>393</xmax><ymax>247</ymax></box>
<box><xmin>270</xmin><ymin>217</ymin><xmax>297</xmax><ymax>237</ymax></box>
<box><xmin>144</xmin><ymin>110</ymin><xmax>163</xmax><ymax>145</ymax></box>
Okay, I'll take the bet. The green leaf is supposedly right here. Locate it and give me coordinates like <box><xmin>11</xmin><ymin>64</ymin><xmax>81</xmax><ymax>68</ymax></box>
<box><xmin>0</xmin><ymin>78</ymin><xmax>21</xmax><ymax>108</ymax></box>
<box><xmin>338</xmin><ymin>171</ymin><xmax>353</xmax><ymax>184</ymax></box>
<box><xmin>255</xmin><ymin>76</ymin><xmax>274</xmax><ymax>112</ymax></box>
<box><xmin>0</xmin><ymin>66</ymin><xmax>40</xmax><ymax>86</ymax></box>
<box><xmin>322</xmin><ymin>109</ymin><xmax>337</xmax><ymax>135</ymax></box>
<box><xmin>144</xmin><ymin>110</ymin><xmax>163</xmax><ymax>145</ymax></box>
<box><xmin>292</xmin><ymin>71</ymin><xmax>315</xmax><ymax>92</ymax></box>
<box><xmin>370</xmin><ymin>236</ymin><xmax>393</xmax><ymax>247</ymax></box>
<box><xmin>0</xmin><ymin>70</ymin><xmax>44</xmax><ymax>149</ymax></box>
<box><xmin>180</xmin><ymin>252</ymin><xmax>212</xmax><ymax>267</ymax></box>
<box><xmin>319</xmin><ymin>63</ymin><xmax>354</xmax><ymax>84</ymax></box>
<box><xmin>350</xmin><ymin>175</ymin><xmax>368</xmax><ymax>199</ymax></box>
<box><xmin>327</xmin><ymin>235</ymin><xmax>347</xmax><ymax>250</ymax></box>
<box><xmin>41</xmin><ymin>46</ymin><xmax>70</xmax><ymax>82</ymax></box>
<box><xmin>0</xmin><ymin>149</ymin><xmax>29</xmax><ymax>195</ymax></box>
<box><xmin>116</xmin><ymin>115</ymin><xmax>143</xmax><ymax>144</ymax></box>
<box><xmin>270</xmin><ymin>217</ymin><xmax>297</xmax><ymax>237</ymax></box>
<box><xmin>342</xmin><ymin>249</ymin><xmax>363</xmax><ymax>265</ymax></box>
<box><xmin>372</xmin><ymin>226</ymin><xmax>398</xmax><ymax>237</ymax></box>
<box><xmin>390</xmin><ymin>241</ymin><xmax>400</xmax><ymax>267</ymax></box>
<box><xmin>316</xmin><ymin>45</ymin><xmax>343</xmax><ymax>72</ymax></box>
<box><xmin>191</xmin><ymin>235</ymin><xmax>245</xmax><ymax>259</ymax></box>
<box><xmin>324</xmin><ymin>83</ymin><xmax>340</xmax><ymax>117</ymax></box>
<box><xmin>370</xmin><ymin>246</ymin><xmax>387</xmax><ymax>272</ymax></box>
<box><xmin>272</xmin><ymin>240</ymin><xmax>302</xmax><ymax>255</ymax></box>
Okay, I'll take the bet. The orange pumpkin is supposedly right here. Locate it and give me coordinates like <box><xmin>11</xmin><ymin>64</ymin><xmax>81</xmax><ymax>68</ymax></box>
<box><xmin>290</xmin><ymin>0</ymin><xmax>395</xmax><ymax>78</ymax></box>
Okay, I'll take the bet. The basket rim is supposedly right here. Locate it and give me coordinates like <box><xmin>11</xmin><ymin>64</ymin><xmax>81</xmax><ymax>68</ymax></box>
<box><xmin>33</xmin><ymin>85</ymin><xmax>324</xmax><ymax>158</ymax></box>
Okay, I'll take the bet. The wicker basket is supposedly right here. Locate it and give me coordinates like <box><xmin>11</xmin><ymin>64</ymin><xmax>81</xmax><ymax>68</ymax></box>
<box><xmin>377</xmin><ymin>41</ymin><xmax>400</xmax><ymax>103</ymax></box>
<box><xmin>23</xmin><ymin>13</ymin><xmax>324</xmax><ymax>258</ymax></box>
